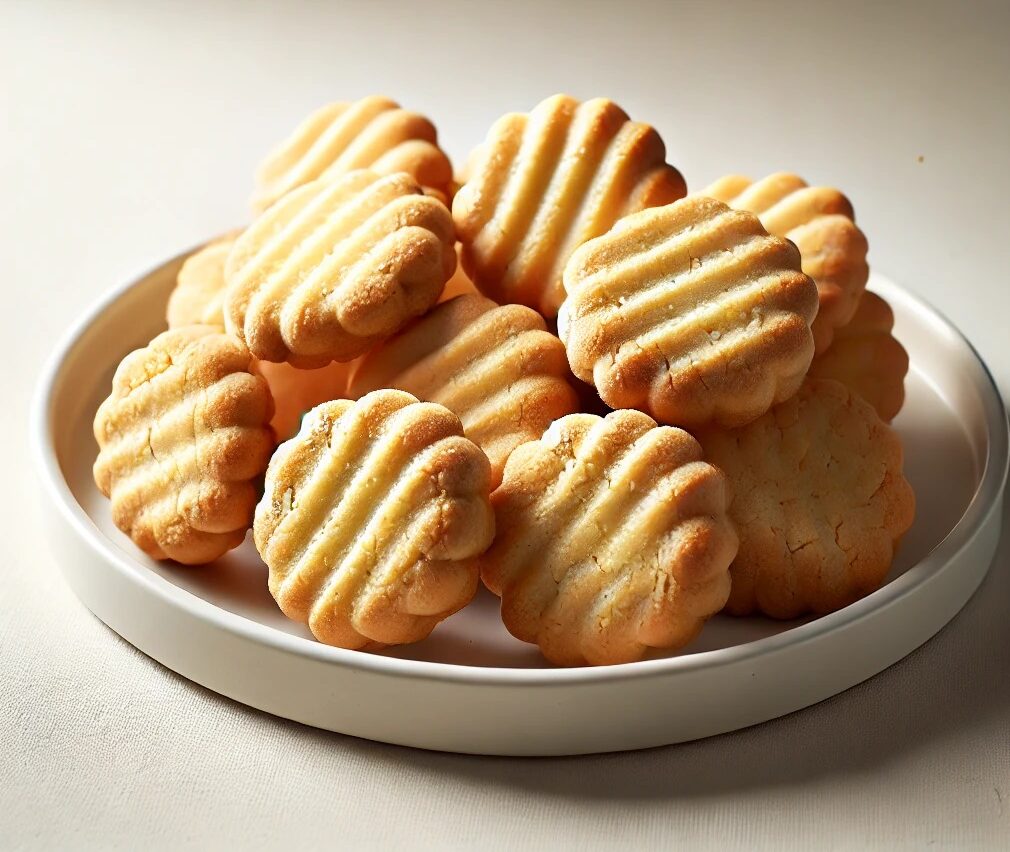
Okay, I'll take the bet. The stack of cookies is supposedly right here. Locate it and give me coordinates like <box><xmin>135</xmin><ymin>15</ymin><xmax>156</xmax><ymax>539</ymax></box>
<box><xmin>94</xmin><ymin>94</ymin><xmax>915</xmax><ymax>667</ymax></box>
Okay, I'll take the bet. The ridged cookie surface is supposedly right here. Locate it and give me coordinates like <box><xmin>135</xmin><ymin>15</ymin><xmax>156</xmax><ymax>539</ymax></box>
<box><xmin>808</xmin><ymin>291</ymin><xmax>908</xmax><ymax>422</ymax></box>
<box><xmin>225</xmin><ymin>169</ymin><xmax>456</xmax><ymax>367</ymax></box>
<box><xmin>93</xmin><ymin>326</ymin><xmax>275</xmax><ymax>564</ymax></box>
<box><xmin>453</xmin><ymin>94</ymin><xmax>686</xmax><ymax>318</ymax></box>
<box><xmin>698</xmin><ymin>378</ymin><xmax>915</xmax><ymax>619</ymax></box>
<box><xmin>481</xmin><ymin>410</ymin><xmax>737</xmax><ymax>666</ymax></box>
<box><xmin>699</xmin><ymin>173</ymin><xmax>869</xmax><ymax>352</ymax></box>
<box><xmin>166</xmin><ymin>235</ymin><xmax>238</xmax><ymax>328</ymax></box>
<box><xmin>252</xmin><ymin>96</ymin><xmax>453</xmax><ymax>212</ymax></box>
<box><xmin>255</xmin><ymin>390</ymin><xmax>495</xmax><ymax>649</ymax></box>
<box><xmin>560</xmin><ymin>195</ymin><xmax>819</xmax><ymax>429</ymax></box>
<box><xmin>348</xmin><ymin>294</ymin><xmax>579</xmax><ymax>487</ymax></box>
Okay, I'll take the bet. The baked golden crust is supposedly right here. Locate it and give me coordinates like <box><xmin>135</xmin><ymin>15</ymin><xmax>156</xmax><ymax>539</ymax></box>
<box><xmin>166</xmin><ymin>234</ymin><xmax>239</xmax><ymax>329</ymax></box>
<box><xmin>348</xmin><ymin>294</ymin><xmax>578</xmax><ymax>487</ymax></box>
<box><xmin>225</xmin><ymin>169</ymin><xmax>456</xmax><ymax>367</ymax></box>
<box><xmin>560</xmin><ymin>195</ymin><xmax>818</xmax><ymax>429</ymax></box>
<box><xmin>808</xmin><ymin>291</ymin><xmax>908</xmax><ymax>422</ymax></box>
<box><xmin>481</xmin><ymin>410</ymin><xmax>736</xmax><ymax>666</ymax></box>
<box><xmin>254</xmin><ymin>390</ymin><xmax>495</xmax><ymax>649</ymax></box>
<box><xmin>254</xmin><ymin>359</ymin><xmax>352</xmax><ymax>440</ymax></box>
<box><xmin>453</xmin><ymin>94</ymin><xmax>686</xmax><ymax>318</ymax></box>
<box><xmin>252</xmin><ymin>96</ymin><xmax>453</xmax><ymax>213</ymax></box>
<box><xmin>698</xmin><ymin>378</ymin><xmax>915</xmax><ymax>619</ymax></box>
<box><xmin>93</xmin><ymin>326</ymin><xmax>275</xmax><ymax>564</ymax></box>
<box><xmin>699</xmin><ymin>172</ymin><xmax>869</xmax><ymax>353</ymax></box>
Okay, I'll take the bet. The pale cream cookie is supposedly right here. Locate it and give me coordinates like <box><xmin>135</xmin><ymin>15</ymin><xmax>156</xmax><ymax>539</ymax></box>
<box><xmin>93</xmin><ymin>326</ymin><xmax>275</xmax><ymax>564</ymax></box>
<box><xmin>698</xmin><ymin>378</ymin><xmax>915</xmax><ymax>619</ymax></box>
<box><xmin>453</xmin><ymin>94</ymin><xmax>686</xmax><ymax>318</ymax></box>
<box><xmin>699</xmin><ymin>172</ymin><xmax>869</xmax><ymax>353</ymax></box>
<box><xmin>254</xmin><ymin>390</ymin><xmax>495</xmax><ymax>649</ymax></box>
<box><xmin>808</xmin><ymin>290</ymin><xmax>908</xmax><ymax>422</ymax></box>
<box><xmin>481</xmin><ymin>409</ymin><xmax>737</xmax><ymax>666</ymax></box>
<box><xmin>225</xmin><ymin>169</ymin><xmax>456</xmax><ymax>367</ymax></box>
<box><xmin>348</xmin><ymin>294</ymin><xmax>578</xmax><ymax>487</ymax></box>
<box><xmin>252</xmin><ymin>96</ymin><xmax>453</xmax><ymax>212</ymax></box>
<box><xmin>560</xmin><ymin>195</ymin><xmax>819</xmax><ymax>429</ymax></box>
<box><xmin>165</xmin><ymin>233</ymin><xmax>240</xmax><ymax>329</ymax></box>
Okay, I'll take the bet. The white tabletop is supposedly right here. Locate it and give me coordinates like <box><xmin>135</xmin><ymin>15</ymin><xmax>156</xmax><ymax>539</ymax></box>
<box><xmin>4</xmin><ymin>1</ymin><xmax>1009</xmax><ymax>848</ymax></box>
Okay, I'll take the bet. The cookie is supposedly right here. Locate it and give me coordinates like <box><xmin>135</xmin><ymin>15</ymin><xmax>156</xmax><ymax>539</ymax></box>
<box><xmin>698</xmin><ymin>378</ymin><xmax>915</xmax><ymax>619</ymax></box>
<box><xmin>225</xmin><ymin>169</ymin><xmax>456</xmax><ymax>367</ymax></box>
<box><xmin>699</xmin><ymin>173</ymin><xmax>869</xmax><ymax>353</ymax></box>
<box><xmin>481</xmin><ymin>410</ymin><xmax>736</xmax><ymax>666</ymax></box>
<box><xmin>255</xmin><ymin>390</ymin><xmax>495</xmax><ymax>649</ymax></box>
<box><xmin>93</xmin><ymin>326</ymin><xmax>275</xmax><ymax>564</ymax></box>
<box><xmin>808</xmin><ymin>291</ymin><xmax>908</xmax><ymax>422</ymax></box>
<box><xmin>255</xmin><ymin>359</ymin><xmax>352</xmax><ymax>440</ymax></box>
<box><xmin>560</xmin><ymin>195</ymin><xmax>819</xmax><ymax>429</ymax></box>
<box><xmin>166</xmin><ymin>234</ymin><xmax>238</xmax><ymax>329</ymax></box>
<box><xmin>252</xmin><ymin>96</ymin><xmax>453</xmax><ymax>212</ymax></box>
<box><xmin>453</xmin><ymin>94</ymin><xmax>686</xmax><ymax>318</ymax></box>
<box><xmin>347</xmin><ymin>294</ymin><xmax>578</xmax><ymax>487</ymax></box>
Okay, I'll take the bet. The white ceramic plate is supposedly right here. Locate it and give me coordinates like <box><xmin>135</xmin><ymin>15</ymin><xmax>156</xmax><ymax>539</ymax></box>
<box><xmin>32</xmin><ymin>250</ymin><xmax>1008</xmax><ymax>755</ymax></box>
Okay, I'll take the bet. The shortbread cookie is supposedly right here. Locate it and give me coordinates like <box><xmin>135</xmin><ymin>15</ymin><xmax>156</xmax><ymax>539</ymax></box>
<box><xmin>348</xmin><ymin>294</ymin><xmax>579</xmax><ymax>487</ymax></box>
<box><xmin>93</xmin><ymin>326</ymin><xmax>275</xmax><ymax>564</ymax></box>
<box><xmin>481</xmin><ymin>410</ymin><xmax>737</xmax><ymax>666</ymax></box>
<box><xmin>560</xmin><ymin>195</ymin><xmax>819</xmax><ymax>429</ymax></box>
<box><xmin>255</xmin><ymin>359</ymin><xmax>352</xmax><ymax>440</ymax></box>
<box><xmin>453</xmin><ymin>94</ymin><xmax>686</xmax><ymax>317</ymax></box>
<box><xmin>252</xmin><ymin>96</ymin><xmax>453</xmax><ymax>212</ymax></box>
<box><xmin>699</xmin><ymin>173</ymin><xmax>869</xmax><ymax>352</ymax></box>
<box><xmin>698</xmin><ymin>378</ymin><xmax>915</xmax><ymax>619</ymax></box>
<box><xmin>255</xmin><ymin>390</ymin><xmax>495</xmax><ymax>649</ymax></box>
<box><xmin>808</xmin><ymin>291</ymin><xmax>908</xmax><ymax>422</ymax></box>
<box><xmin>225</xmin><ymin>169</ymin><xmax>456</xmax><ymax>367</ymax></box>
<box><xmin>166</xmin><ymin>234</ymin><xmax>238</xmax><ymax>328</ymax></box>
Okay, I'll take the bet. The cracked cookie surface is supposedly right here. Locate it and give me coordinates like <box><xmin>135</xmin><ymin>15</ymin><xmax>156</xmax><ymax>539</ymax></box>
<box><xmin>251</xmin><ymin>96</ymin><xmax>453</xmax><ymax>213</ymax></box>
<box><xmin>453</xmin><ymin>94</ymin><xmax>686</xmax><ymax>318</ymax></box>
<box><xmin>698</xmin><ymin>172</ymin><xmax>869</xmax><ymax>353</ymax></box>
<box><xmin>560</xmin><ymin>195</ymin><xmax>818</xmax><ymax>429</ymax></box>
<box><xmin>348</xmin><ymin>293</ymin><xmax>579</xmax><ymax>487</ymax></box>
<box><xmin>808</xmin><ymin>291</ymin><xmax>908</xmax><ymax>422</ymax></box>
<box><xmin>225</xmin><ymin>169</ymin><xmax>456</xmax><ymax>367</ymax></box>
<box><xmin>698</xmin><ymin>378</ymin><xmax>915</xmax><ymax>619</ymax></box>
<box><xmin>254</xmin><ymin>390</ymin><xmax>495</xmax><ymax>649</ymax></box>
<box><xmin>481</xmin><ymin>409</ymin><xmax>737</xmax><ymax>666</ymax></box>
<box><xmin>93</xmin><ymin>326</ymin><xmax>275</xmax><ymax>564</ymax></box>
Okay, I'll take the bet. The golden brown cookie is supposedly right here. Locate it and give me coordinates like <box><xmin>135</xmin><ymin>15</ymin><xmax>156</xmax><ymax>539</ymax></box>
<box><xmin>93</xmin><ymin>326</ymin><xmax>275</xmax><ymax>564</ymax></box>
<box><xmin>808</xmin><ymin>291</ymin><xmax>908</xmax><ymax>422</ymax></box>
<box><xmin>166</xmin><ymin>234</ymin><xmax>239</xmax><ymax>329</ymax></box>
<box><xmin>698</xmin><ymin>378</ymin><xmax>915</xmax><ymax>619</ymax></box>
<box><xmin>225</xmin><ymin>169</ymin><xmax>456</xmax><ymax>367</ymax></box>
<box><xmin>481</xmin><ymin>410</ymin><xmax>737</xmax><ymax>666</ymax></box>
<box><xmin>252</xmin><ymin>96</ymin><xmax>453</xmax><ymax>212</ymax></box>
<box><xmin>453</xmin><ymin>94</ymin><xmax>686</xmax><ymax>318</ymax></box>
<box><xmin>348</xmin><ymin>294</ymin><xmax>578</xmax><ymax>487</ymax></box>
<box><xmin>560</xmin><ymin>195</ymin><xmax>819</xmax><ymax>429</ymax></box>
<box><xmin>255</xmin><ymin>359</ymin><xmax>352</xmax><ymax>440</ymax></box>
<box><xmin>699</xmin><ymin>173</ymin><xmax>869</xmax><ymax>353</ymax></box>
<box><xmin>255</xmin><ymin>390</ymin><xmax>495</xmax><ymax>649</ymax></box>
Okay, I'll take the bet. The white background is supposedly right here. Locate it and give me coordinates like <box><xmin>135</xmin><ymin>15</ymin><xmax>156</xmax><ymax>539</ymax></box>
<box><xmin>3</xmin><ymin>0</ymin><xmax>1009</xmax><ymax>848</ymax></box>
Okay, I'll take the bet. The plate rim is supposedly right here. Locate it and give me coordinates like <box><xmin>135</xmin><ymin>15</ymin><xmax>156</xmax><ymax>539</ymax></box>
<box><xmin>31</xmin><ymin>246</ymin><xmax>1010</xmax><ymax>687</ymax></box>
